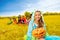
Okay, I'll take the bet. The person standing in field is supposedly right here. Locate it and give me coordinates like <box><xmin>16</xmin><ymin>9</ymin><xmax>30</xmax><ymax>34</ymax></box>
<box><xmin>26</xmin><ymin>14</ymin><xmax>32</xmax><ymax>24</ymax></box>
<box><xmin>21</xmin><ymin>16</ymin><xmax>27</xmax><ymax>24</ymax></box>
<box><xmin>24</xmin><ymin>11</ymin><xmax>45</xmax><ymax>40</ymax></box>
<box><xmin>17</xmin><ymin>15</ymin><xmax>22</xmax><ymax>24</ymax></box>
<box><xmin>13</xmin><ymin>18</ymin><xmax>17</xmax><ymax>24</ymax></box>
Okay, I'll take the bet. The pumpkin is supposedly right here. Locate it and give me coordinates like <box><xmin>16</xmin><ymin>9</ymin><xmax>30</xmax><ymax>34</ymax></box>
<box><xmin>32</xmin><ymin>27</ymin><xmax>46</xmax><ymax>38</ymax></box>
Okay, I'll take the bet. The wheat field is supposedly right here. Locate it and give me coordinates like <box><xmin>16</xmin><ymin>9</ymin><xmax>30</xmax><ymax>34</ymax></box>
<box><xmin>0</xmin><ymin>15</ymin><xmax>60</xmax><ymax>40</ymax></box>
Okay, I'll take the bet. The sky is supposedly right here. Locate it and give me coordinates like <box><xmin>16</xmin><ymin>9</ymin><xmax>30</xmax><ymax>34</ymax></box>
<box><xmin>0</xmin><ymin>0</ymin><xmax>60</xmax><ymax>16</ymax></box>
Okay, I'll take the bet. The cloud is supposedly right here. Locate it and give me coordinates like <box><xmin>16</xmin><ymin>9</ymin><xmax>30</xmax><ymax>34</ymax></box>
<box><xmin>0</xmin><ymin>0</ymin><xmax>60</xmax><ymax>16</ymax></box>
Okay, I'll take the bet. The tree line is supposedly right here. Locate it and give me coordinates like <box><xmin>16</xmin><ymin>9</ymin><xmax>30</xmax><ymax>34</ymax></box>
<box><xmin>0</xmin><ymin>11</ymin><xmax>60</xmax><ymax>19</ymax></box>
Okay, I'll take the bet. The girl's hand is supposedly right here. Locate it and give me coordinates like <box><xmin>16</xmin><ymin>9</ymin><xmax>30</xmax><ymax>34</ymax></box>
<box><xmin>38</xmin><ymin>38</ymin><xmax>45</xmax><ymax>40</ymax></box>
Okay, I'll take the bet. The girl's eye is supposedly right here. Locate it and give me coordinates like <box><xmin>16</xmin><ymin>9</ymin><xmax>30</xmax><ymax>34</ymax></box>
<box><xmin>35</xmin><ymin>14</ymin><xmax>37</xmax><ymax>16</ymax></box>
<box><xmin>35</xmin><ymin>14</ymin><xmax>40</xmax><ymax>16</ymax></box>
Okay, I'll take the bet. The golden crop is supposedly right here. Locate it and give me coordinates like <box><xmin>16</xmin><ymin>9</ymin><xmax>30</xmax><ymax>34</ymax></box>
<box><xmin>0</xmin><ymin>15</ymin><xmax>60</xmax><ymax>40</ymax></box>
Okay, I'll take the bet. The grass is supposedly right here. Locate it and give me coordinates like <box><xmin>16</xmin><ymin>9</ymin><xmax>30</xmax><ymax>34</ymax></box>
<box><xmin>0</xmin><ymin>15</ymin><xmax>60</xmax><ymax>40</ymax></box>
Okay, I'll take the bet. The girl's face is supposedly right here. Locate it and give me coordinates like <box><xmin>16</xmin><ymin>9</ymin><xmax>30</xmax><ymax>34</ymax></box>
<box><xmin>34</xmin><ymin>12</ymin><xmax>41</xmax><ymax>21</ymax></box>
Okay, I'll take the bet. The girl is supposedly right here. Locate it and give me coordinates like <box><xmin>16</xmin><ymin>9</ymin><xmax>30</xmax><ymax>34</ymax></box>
<box><xmin>24</xmin><ymin>10</ymin><xmax>60</xmax><ymax>40</ymax></box>
<box><xmin>24</xmin><ymin>10</ymin><xmax>45</xmax><ymax>40</ymax></box>
<box><xmin>33</xmin><ymin>11</ymin><xmax>45</xmax><ymax>40</ymax></box>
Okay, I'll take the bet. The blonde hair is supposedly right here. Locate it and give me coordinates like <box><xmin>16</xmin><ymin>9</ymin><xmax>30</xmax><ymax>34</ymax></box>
<box><xmin>35</xmin><ymin>11</ymin><xmax>44</xmax><ymax>28</ymax></box>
